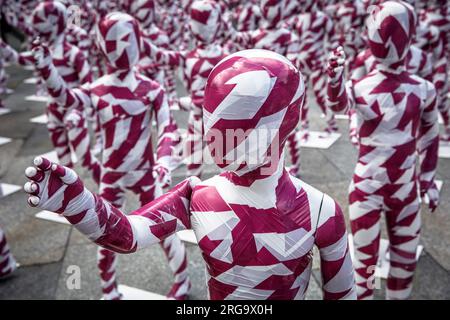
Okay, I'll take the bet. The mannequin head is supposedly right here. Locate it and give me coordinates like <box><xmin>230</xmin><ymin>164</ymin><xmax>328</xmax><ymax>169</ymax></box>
<box><xmin>189</xmin><ymin>0</ymin><xmax>222</xmax><ymax>44</ymax></box>
<box><xmin>203</xmin><ymin>49</ymin><xmax>305</xmax><ymax>177</ymax></box>
<box><xmin>31</xmin><ymin>1</ymin><xmax>67</xmax><ymax>45</ymax></box>
<box><xmin>366</xmin><ymin>1</ymin><xmax>416</xmax><ymax>69</ymax></box>
<box><xmin>124</xmin><ymin>0</ymin><xmax>155</xmax><ymax>30</ymax></box>
<box><xmin>95</xmin><ymin>12</ymin><xmax>141</xmax><ymax>71</ymax></box>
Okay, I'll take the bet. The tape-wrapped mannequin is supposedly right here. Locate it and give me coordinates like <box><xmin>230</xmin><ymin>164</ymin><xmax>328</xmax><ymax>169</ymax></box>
<box><xmin>326</xmin><ymin>1</ymin><xmax>439</xmax><ymax>299</ymax></box>
<box><xmin>31</xmin><ymin>12</ymin><xmax>190</xmax><ymax>300</ymax></box>
<box><xmin>0</xmin><ymin>1</ymin><xmax>92</xmax><ymax>167</ymax></box>
<box><xmin>284</xmin><ymin>0</ymin><xmax>338</xmax><ymax>177</ymax></box>
<box><xmin>143</xmin><ymin>0</ymin><xmax>227</xmax><ymax>178</ymax></box>
<box><xmin>417</xmin><ymin>0</ymin><xmax>450</xmax><ymax>140</ymax></box>
<box><xmin>25</xmin><ymin>48</ymin><xmax>357</xmax><ymax>300</ymax></box>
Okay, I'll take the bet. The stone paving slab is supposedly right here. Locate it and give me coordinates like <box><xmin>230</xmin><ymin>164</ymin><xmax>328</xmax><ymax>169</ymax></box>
<box><xmin>0</xmin><ymin>262</ymin><xmax>63</xmax><ymax>300</ymax></box>
<box><xmin>421</xmin><ymin>183</ymin><xmax>450</xmax><ymax>271</ymax></box>
<box><xmin>7</xmin><ymin>217</ymin><xmax>71</xmax><ymax>266</ymax></box>
<box><xmin>0</xmin><ymin>139</ymin><xmax>23</xmax><ymax>178</ymax></box>
<box><xmin>0</xmin><ymin>110</ymin><xmax>41</xmax><ymax>140</ymax></box>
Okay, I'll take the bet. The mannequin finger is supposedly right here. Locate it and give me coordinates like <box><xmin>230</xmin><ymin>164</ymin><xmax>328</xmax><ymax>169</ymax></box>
<box><xmin>24</xmin><ymin>181</ymin><xmax>39</xmax><ymax>195</ymax></box>
<box><xmin>27</xmin><ymin>195</ymin><xmax>40</xmax><ymax>207</ymax></box>
<box><xmin>51</xmin><ymin>163</ymin><xmax>78</xmax><ymax>184</ymax></box>
<box><xmin>33</xmin><ymin>156</ymin><xmax>52</xmax><ymax>171</ymax></box>
<box><xmin>25</xmin><ymin>166</ymin><xmax>45</xmax><ymax>182</ymax></box>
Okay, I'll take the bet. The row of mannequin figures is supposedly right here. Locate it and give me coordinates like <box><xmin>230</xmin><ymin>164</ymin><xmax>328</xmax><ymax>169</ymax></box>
<box><xmin>0</xmin><ymin>0</ymin><xmax>449</xmax><ymax>300</ymax></box>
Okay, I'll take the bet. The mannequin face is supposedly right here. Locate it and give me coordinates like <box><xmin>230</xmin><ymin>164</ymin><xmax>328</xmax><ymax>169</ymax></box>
<box><xmin>31</xmin><ymin>1</ymin><xmax>67</xmax><ymax>45</ymax></box>
<box><xmin>366</xmin><ymin>1</ymin><xmax>416</xmax><ymax>68</ymax></box>
<box><xmin>203</xmin><ymin>49</ymin><xmax>305</xmax><ymax>176</ymax></box>
<box><xmin>189</xmin><ymin>0</ymin><xmax>221</xmax><ymax>44</ymax></box>
<box><xmin>96</xmin><ymin>12</ymin><xmax>141</xmax><ymax>71</ymax></box>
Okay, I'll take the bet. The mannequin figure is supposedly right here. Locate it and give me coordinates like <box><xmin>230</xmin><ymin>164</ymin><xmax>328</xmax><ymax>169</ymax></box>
<box><xmin>31</xmin><ymin>12</ymin><xmax>190</xmax><ymax>300</ymax></box>
<box><xmin>24</xmin><ymin>48</ymin><xmax>357</xmax><ymax>300</ymax></box>
<box><xmin>326</xmin><ymin>1</ymin><xmax>439</xmax><ymax>299</ymax></box>
<box><xmin>0</xmin><ymin>1</ymin><xmax>92</xmax><ymax>167</ymax></box>
<box><xmin>144</xmin><ymin>0</ymin><xmax>227</xmax><ymax>178</ymax></box>
<box><xmin>283</xmin><ymin>0</ymin><xmax>338</xmax><ymax>177</ymax></box>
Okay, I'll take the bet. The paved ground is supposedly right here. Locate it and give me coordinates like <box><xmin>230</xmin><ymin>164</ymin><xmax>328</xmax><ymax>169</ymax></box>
<box><xmin>0</xmin><ymin>63</ymin><xmax>449</xmax><ymax>300</ymax></box>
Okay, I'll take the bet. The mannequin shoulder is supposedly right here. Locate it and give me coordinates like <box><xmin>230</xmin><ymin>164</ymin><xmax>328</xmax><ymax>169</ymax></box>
<box><xmin>289</xmin><ymin>175</ymin><xmax>341</xmax><ymax>231</ymax></box>
<box><xmin>409</xmin><ymin>73</ymin><xmax>436</xmax><ymax>100</ymax></box>
<box><xmin>289</xmin><ymin>175</ymin><xmax>324</xmax><ymax>218</ymax></box>
<box><xmin>191</xmin><ymin>176</ymin><xmax>231</xmax><ymax>210</ymax></box>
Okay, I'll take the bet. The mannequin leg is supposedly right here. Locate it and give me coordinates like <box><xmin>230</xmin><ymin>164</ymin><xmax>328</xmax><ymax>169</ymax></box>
<box><xmin>136</xmin><ymin>186</ymin><xmax>191</xmax><ymax>300</ymax></box>
<box><xmin>186</xmin><ymin>102</ymin><xmax>204</xmax><ymax>178</ymax></box>
<box><xmin>0</xmin><ymin>226</ymin><xmax>17</xmax><ymax>279</ymax></box>
<box><xmin>385</xmin><ymin>191</ymin><xmax>421</xmax><ymax>300</ymax></box>
<box><xmin>311</xmin><ymin>67</ymin><xmax>338</xmax><ymax>133</ymax></box>
<box><xmin>97</xmin><ymin>176</ymin><xmax>127</xmax><ymax>300</ymax></box>
<box><xmin>349</xmin><ymin>183</ymin><xmax>383</xmax><ymax>300</ymax></box>
<box><xmin>46</xmin><ymin>105</ymin><xmax>73</xmax><ymax>168</ymax></box>
<box><xmin>299</xmin><ymin>76</ymin><xmax>310</xmax><ymax>140</ymax></box>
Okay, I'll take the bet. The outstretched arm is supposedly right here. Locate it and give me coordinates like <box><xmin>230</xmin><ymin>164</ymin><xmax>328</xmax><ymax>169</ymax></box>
<box><xmin>24</xmin><ymin>157</ymin><xmax>199</xmax><ymax>253</ymax></box>
<box><xmin>71</xmin><ymin>46</ymin><xmax>92</xmax><ymax>85</ymax></box>
<box><xmin>32</xmin><ymin>39</ymin><xmax>91</xmax><ymax>110</ymax></box>
<box><xmin>0</xmin><ymin>38</ymin><xmax>34</xmax><ymax>66</ymax></box>
<box><xmin>141</xmin><ymin>38</ymin><xmax>184</xmax><ymax>68</ymax></box>
<box><xmin>315</xmin><ymin>194</ymin><xmax>357</xmax><ymax>300</ymax></box>
<box><xmin>326</xmin><ymin>47</ymin><xmax>354</xmax><ymax>114</ymax></box>
<box><xmin>417</xmin><ymin>82</ymin><xmax>440</xmax><ymax>212</ymax></box>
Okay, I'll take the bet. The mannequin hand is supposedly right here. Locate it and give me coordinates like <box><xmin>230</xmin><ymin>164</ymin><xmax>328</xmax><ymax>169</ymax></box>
<box><xmin>64</xmin><ymin>109</ymin><xmax>83</xmax><ymax>130</ymax></box>
<box><xmin>421</xmin><ymin>181</ymin><xmax>439</xmax><ymax>213</ymax></box>
<box><xmin>154</xmin><ymin>163</ymin><xmax>171</xmax><ymax>189</ymax></box>
<box><xmin>31</xmin><ymin>37</ymin><xmax>52</xmax><ymax>69</ymax></box>
<box><xmin>327</xmin><ymin>46</ymin><xmax>346</xmax><ymax>82</ymax></box>
<box><xmin>24</xmin><ymin>157</ymin><xmax>92</xmax><ymax>215</ymax></box>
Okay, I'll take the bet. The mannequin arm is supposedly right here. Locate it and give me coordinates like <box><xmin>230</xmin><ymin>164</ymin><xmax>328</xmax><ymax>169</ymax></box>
<box><xmin>24</xmin><ymin>157</ymin><xmax>199</xmax><ymax>253</ymax></box>
<box><xmin>315</xmin><ymin>195</ymin><xmax>357</xmax><ymax>300</ymax></box>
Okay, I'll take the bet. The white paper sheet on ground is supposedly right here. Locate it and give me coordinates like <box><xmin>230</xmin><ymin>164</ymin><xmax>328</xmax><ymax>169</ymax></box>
<box><xmin>24</xmin><ymin>77</ymin><xmax>39</xmax><ymax>84</ymax></box>
<box><xmin>24</xmin><ymin>65</ymin><xmax>35</xmax><ymax>71</ymax></box>
<box><xmin>25</xmin><ymin>95</ymin><xmax>51</xmax><ymax>103</ymax></box>
<box><xmin>115</xmin><ymin>285</ymin><xmax>167</xmax><ymax>300</ymax></box>
<box><xmin>30</xmin><ymin>114</ymin><xmax>48</xmax><ymax>124</ymax></box>
<box><xmin>177</xmin><ymin>230</ymin><xmax>198</xmax><ymax>244</ymax></box>
<box><xmin>0</xmin><ymin>136</ymin><xmax>12</xmax><ymax>146</ymax></box>
<box><xmin>35</xmin><ymin>210</ymin><xmax>70</xmax><ymax>225</ymax></box>
<box><xmin>439</xmin><ymin>141</ymin><xmax>450</xmax><ymax>158</ymax></box>
<box><xmin>422</xmin><ymin>180</ymin><xmax>443</xmax><ymax>205</ymax></box>
<box><xmin>297</xmin><ymin>131</ymin><xmax>341</xmax><ymax>149</ymax></box>
<box><xmin>0</xmin><ymin>108</ymin><xmax>11</xmax><ymax>116</ymax></box>
<box><xmin>348</xmin><ymin>235</ymin><xmax>423</xmax><ymax>279</ymax></box>
<box><xmin>0</xmin><ymin>183</ymin><xmax>21</xmax><ymax>198</ymax></box>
